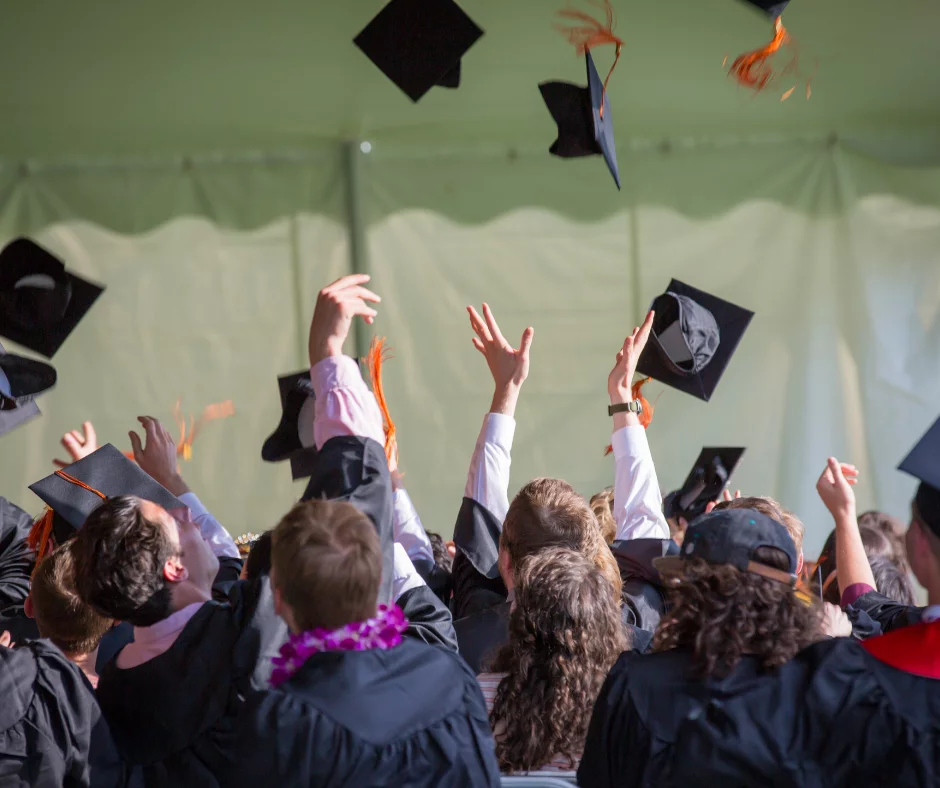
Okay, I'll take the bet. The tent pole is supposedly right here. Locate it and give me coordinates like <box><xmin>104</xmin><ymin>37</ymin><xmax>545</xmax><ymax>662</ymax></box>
<box><xmin>628</xmin><ymin>203</ymin><xmax>643</xmax><ymax>330</ymax></box>
<box><xmin>344</xmin><ymin>140</ymin><xmax>371</xmax><ymax>362</ymax></box>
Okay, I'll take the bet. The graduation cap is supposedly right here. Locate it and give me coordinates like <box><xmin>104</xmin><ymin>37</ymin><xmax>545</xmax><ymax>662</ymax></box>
<box><xmin>29</xmin><ymin>443</ymin><xmax>184</xmax><ymax>551</ymax></box>
<box><xmin>664</xmin><ymin>448</ymin><xmax>746</xmax><ymax>522</ymax></box>
<box><xmin>637</xmin><ymin>279</ymin><xmax>754</xmax><ymax>402</ymax></box>
<box><xmin>261</xmin><ymin>370</ymin><xmax>319</xmax><ymax>480</ymax></box>
<box><xmin>0</xmin><ymin>341</ymin><xmax>53</xmax><ymax>437</ymax></box>
<box><xmin>741</xmin><ymin>0</ymin><xmax>789</xmax><ymax>17</ymax></box>
<box><xmin>898</xmin><ymin>416</ymin><xmax>940</xmax><ymax>538</ymax></box>
<box><xmin>354</xmin><ymin>0</ymin><xmax>484</xmax><ymax>103</ymax></box>
<box><xmin>540</xmin><ymin>51</ymin><xmax>620</xmax><ymax>190</ymax></box>
<box><xmin>0</xmin><ymin>238</ymin><xmax>105</xmax><ymax>359</ymax></box>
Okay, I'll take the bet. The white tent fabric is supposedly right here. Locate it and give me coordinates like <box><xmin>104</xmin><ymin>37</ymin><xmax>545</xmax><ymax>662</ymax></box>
<box><xmin>1</xmin><ymin>143</ymin><xmax>937</xmax><ymax>557</ymax></box>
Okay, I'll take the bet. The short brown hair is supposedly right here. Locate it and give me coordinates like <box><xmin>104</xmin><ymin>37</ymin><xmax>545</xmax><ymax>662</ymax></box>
<box><xmin>590</xmin><ymin>487</ymin><xmax>617</xmax><ymax>545</ymax></box>
<box><xmin>503</xmin><ymin>478</ymin><xmax>622</xmax><ymax>599</ymax></box>
<box><xmin>858</xmin><ymin>511</ymin><xmax>908</xmax><ymax>569</ymax></box>
<box><xmin>32</xmin><ymin>543</ymin><xmax>113</xmax><ymax>656</ymax></box>
<box><xmin>716</xmin><ymin>496</ymin><xmax>804</xmax><ymax>555</ymax></box>
<box><xmin>271</xmin><ymin>500</ymin><xmax>381</xmax><ymax>632</ymax></box>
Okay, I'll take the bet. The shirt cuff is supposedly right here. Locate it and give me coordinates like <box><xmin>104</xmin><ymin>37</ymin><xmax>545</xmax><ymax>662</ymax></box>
<box><xmin>178</xmin><ymin>492</ymin><xmax>208</xmax><ymax>519</ymax></box>
<box><xmin>842</xmin><ymin>583</ymin><xmax>875</xmax><ymax>609</ymax></box>
<box><xmin>392</xmin><ymin>543</ymin><xmax>427</xmax><ymax>601</ymax></box>
<box><xmin>310</xmin><ymin>355</ymin><xmax>363</xmax><ymax>398</ymax></box>
<box><xmin>482</xmin><ymin>412</ymin><xmax>516</xmax><ymax>452</ymax></box>
<box><xmin>610</xmin><ymin>425</ymin><xmax>651</xmax><ymax>461</ymax></box>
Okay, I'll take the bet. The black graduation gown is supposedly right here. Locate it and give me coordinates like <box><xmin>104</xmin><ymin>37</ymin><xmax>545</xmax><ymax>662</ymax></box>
<box><xmin>848</xmin><ymin>588</ymin><xmax>925</xmax><ymax>633</ymax></box>
<box><xmin>227</xmin><ymin>637</ymin><xmax>501</xmax><ymax>788</ymax></box>
<box><xmin>0</xmin><ymin>497</ymin><xmax>33</xmax><ymax>614</ymax></box>
<box><xmin>579</xmin><ymin>630</ymin><xmax>940</xmax><ymax>788</ymax></box>
<box><xmin>451</xmin><ymin>497</ymin><xmax>508</xmax><ymax>620</ymax></box>
<box><xmin>609</xmin><ymin>537</ymin><xmax>677</xmax><ymax>633</ymax></box>
<box><xmin>0</xmin><ymin>639</ymin><xmax>134</xmax><ymax>788</ymax></box>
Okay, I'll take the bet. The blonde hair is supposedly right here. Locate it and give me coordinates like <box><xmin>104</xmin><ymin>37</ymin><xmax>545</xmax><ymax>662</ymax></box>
<box><xmin>590</xmin><ymin>487</ymin><xmax>617</xmax><ymax>545</ymax></box>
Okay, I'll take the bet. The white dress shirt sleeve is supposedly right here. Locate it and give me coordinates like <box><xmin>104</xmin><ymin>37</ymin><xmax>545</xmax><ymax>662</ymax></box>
<box><xmin>612</xmin><ymin>426</ymin><xmax>669</xmax><ymax>541</ymax></box>
<box><xmin>464</xmin><ymin>412</ymin><xmax>516</xmax><ymax>526</ymax></box>
<box><xmin>309</xmin><ymin>355</ymin><xmax>385</xmax><ymax>448</ymax></box>
<box><xmin>178</xmin><ymin>492</ymin><xmax>241</xmax><ymax>560</ymax></box>
<box><xmin>393</xmin><ymin>488</ymin><xmax>435</xmax><ymax>564</ymax></box>
<box><xmin>392</xmin><ymin>542</ymin><xmax>427</xmax><ymax>601</ymax></box>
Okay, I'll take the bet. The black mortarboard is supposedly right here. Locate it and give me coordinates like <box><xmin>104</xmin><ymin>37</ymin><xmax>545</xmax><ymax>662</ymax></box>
<box><xmin>354</xmin><ymin>0</ymin><xmax>484</xmax><ymax>103</ymax></box>
<box><xmin>740</xmin><ymin>0</ymin><xmax>790</xmax><ymax>18</ymax></box>
<box><xmin>898</xmin><ymin>416</ymin><xmax>940</xmax><ymax>537</ymax></box>
<box><xmin>29</xmin><ymin>443</ymin><xmax>183</xmax><ymax>542</ymax></box>
<box><xmin>637</xmin><ymin>279</ymin><xmax>754</xmax><ymax>401</ymax></box>
<box><xmin>540</xmin><ymin>51</ymin><xmax>621</xmax><ymax>190</ymax></box>
<box><xmin>261</xmin><ymin>370</ymin><xmax>319</xmax><ymax>480</ymax></box>
<box><xmin>664</xmin><ymin>448</ymin><xmax>746</xmax><ymax>522</ymax></box>
<box><xmin>0</xmin><ymin>341</ymin><xmax>53</xmax><ymax>437</ymax></box>
<box><xmin>0</xmin><ymin>238</ymin><xmax>105</xmax><ymax>359</ymax></box>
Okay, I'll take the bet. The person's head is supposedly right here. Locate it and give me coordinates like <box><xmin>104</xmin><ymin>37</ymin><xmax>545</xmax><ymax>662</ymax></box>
<box><xmin>868</xmin><ymin>555</ymin><xmax>917</xmax><ymax>606</ymax></box>
<box><xmin>500</xmin><ymin>478</ymin><xmax>621</xmax><ymax>599</ymax></box>
<box><xmin>427</xmin><ymin>531</ymin><xmax>454</xmax><ymax>573</ymax></box>
<box><xmin>590</xmin><ymin>487</ymin><xmax>617</xmax><ymax>545</ymax></box>
<box><xmin>653</xmin><ymin>508</ymin><xmax>820</xmax><ymax>677</ymax></box>
<box><xmin>28</xmin><ymin>542</ymin><xmax>112</xmax><ymax>658</ymax></box>
<box><xmin>857</xmin><ymin>510</ymin><xmax>909</xmax><ymax>570</ymax></box>
<box><xmin>714</xmin><ymin>495</ymin><xmax>805</xmax><ymax>574</ymax></box>
<box><xmin>270</xmin><ymin>499</ymin><xmax>381</xmax><ymax>634</ymax></box>
<box><xmin>72</xmin><ymin>496</ymin><xmax>219</xmax><ymax>626</ymax></box>
<box><xmin>489</xmin><ymin>547</ymin><xmax>627</xmax><ymax>772</ymax></box>
<box><xmin>241</xmin><ymin>531</ymin><xmax>273</xmax><ymax>581</ymax></box>
<box><xmin>906</xmin><ymin>484</ymin><xmax>940</xmax><ymax>597</ymax></box>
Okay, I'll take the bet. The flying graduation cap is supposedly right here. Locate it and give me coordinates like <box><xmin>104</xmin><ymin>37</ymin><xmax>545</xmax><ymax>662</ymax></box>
<box><xmin>540</xmin><ymin>1</ymin><xmax>623</xmax><ymax>189</ymax></box>
<box><xmin>898</xmin><ymin>416</ymin><xmax>940</xmax><ymax>539</ymax></box>
<box><xmin>354</xmin><ymin>0</ymin><xmax>484</xmax><ymax>103</ymax></box>
<box><xmin>0</xmin><ymin>340</ymin><xmax>56</xmax><ymax>439</ymax></box>
<box><xmin>0</xmin><ymin>238</ymin><xmax>105</xmax><ymax>359</ymax></box>
<box><xmin>663</xmin><ymin>447</ymin><xmax>746</xmax><ymax>522</ymax></box>
<box><xmin>636</xmin><ymin>279</ymin><xmax>754</xmax><ymax>402</ymax></box>
<box><xmin>262</xmin><ymin>370</ymin><xmax>319</xmax><ymax>480</ymax></box>
<box><xmin>728</xmin><ymin>0</ymin><xmax>810</xmax><ymax>100</ymax></box>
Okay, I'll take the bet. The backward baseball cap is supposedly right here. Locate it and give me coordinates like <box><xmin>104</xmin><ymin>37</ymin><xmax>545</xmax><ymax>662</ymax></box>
<box><xmin>649</xmin><ymin>291</ymin><xmax>721</xmax><ymax>375</ymax></box>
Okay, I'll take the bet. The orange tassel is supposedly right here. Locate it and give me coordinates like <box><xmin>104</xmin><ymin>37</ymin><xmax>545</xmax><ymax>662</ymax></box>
<box><xmin>727</xmin><ymin>16</ymin><xmax>811</xmax><ymax>100</ymax></box>
<box><xmin>27</xmin><ymin>509</ymin><xmax>55</xmax><ymax>571</ymax></box>
<box><xmin>365</xmin><ymin>337</ymin><xmax>398</xmax><ymax>467</ymax></box>
<box><xmin>604</xmin><ymin>377</ymin><xmax>655</xmax><ymax>455</ymax></box>
<box><xmin>555</xmin><ymin>0</ymin><xmax>624</xmax><ymax>118</ymax></box>
<box><xmin>174</xmin><ymin>399</ymin><xmax>235</xmax><ymax>462</ymax></box>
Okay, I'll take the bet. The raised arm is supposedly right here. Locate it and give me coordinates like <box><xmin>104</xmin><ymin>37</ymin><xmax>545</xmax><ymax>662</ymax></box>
<box><xmin>607</xmin><ymin>312</ymin><xmax>669</xmax><ymax>541</ymax></box>
<box><xmin>815</xmin><ymin>457</ymin><xmax>875</xmax><ymax>598</ymax></box>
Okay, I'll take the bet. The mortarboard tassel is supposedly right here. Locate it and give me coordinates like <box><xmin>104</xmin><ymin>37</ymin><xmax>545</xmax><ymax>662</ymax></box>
<box><xmin>365</xmin><ymin>337</ymin><xmax>399</xmax><ymax>468</ymax></box>
<box><xmin>123</xmin><ymin>399</ymin><xmax>235</xmax><ymax>465</ymax></box>
<box><xmin>555</xmin><ymin>0</ymin><xmax>624</xmax><ymax>118</ymax></box>
<box><xmin>604</xmin><ymin>377</ymin><xmax>655</xmax><ymax>456</ymax></box>
<box><xmin>27</xmin><ymin>510</ymin><xmax>55</xmax><ymax>572</ymax></box>
<box><xmin>726</xmin><ymin>15</ymin><xmax>812</xmax><ymax>100</ymax></box>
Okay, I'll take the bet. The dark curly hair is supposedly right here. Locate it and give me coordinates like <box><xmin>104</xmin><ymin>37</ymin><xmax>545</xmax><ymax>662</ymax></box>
<box><xmin>489</xmin><ymin>547</ymin><xmax>627</xmax><ymax>772</ymax></box>
<box><xmin>71</xmin><ymin>496</ymin><xmax>179</xmax><ymax>627</ymax></box>
<box><xmin>427</xmin><ymin>531</ymin><xmax>453</xmax><ymax>573</ymax></box>
<box><xmin>653</xmin><ymin>546</ymin><xmax>821</xmax><ymax>678</ymax></box>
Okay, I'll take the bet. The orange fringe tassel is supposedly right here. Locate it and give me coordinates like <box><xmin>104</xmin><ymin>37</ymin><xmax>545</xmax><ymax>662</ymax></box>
<box><xmin>605</xmin><ymin>377</ymin><xmax>654</xmax><ymax>455</ymax></box>
<box><xmin>365</xmin><ymin>337</ymin><xmax>399</xmax><ymax>467</ymax></box>
<box><xmin>27</xmin><ymin>509</ymin><xmax>55</xmax><ymax>573</ymax></box>
<box><xmin>727</xmin><ymin>16</ymin><xmax>812</xmax><ymax>100</ymax></box>
<box><xmin>556</xmin><ymin>0</ymin><xmax>624</xmax><ymax>118</ymax></box>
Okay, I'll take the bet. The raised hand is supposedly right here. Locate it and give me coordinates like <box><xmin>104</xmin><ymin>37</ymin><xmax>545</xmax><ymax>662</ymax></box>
<box><xmin>819</xmin><ymin>602</ymin><xmax>852</xmax><ymax>639</ymax></box>
<box><xmin>467</xmin><ymin>303</ymin><xmax>534</xmax><ymax>417</ymax></box>
<box><xmin>308</xmin><ymin>274</ymin><xmax>381</xmax><ymax>367</ymax></box>
<box><xmin>129</xmin><ymin>416</ymin><xmax>190</xmax><ymax>497</ymax></box>
<box><xmin>816</xmin><ymin>457</ymin><xmax>858</xmax><ymax>520</ymax></box>
<box><xmin>704</xmin><ymin>488</ymin><xmax>742</xmax><ymax>515</ymax></box>
<box><xmin>608</xmin><ymin>310</ymin><xmax>655</xmax><ymax>405</ymax></box>
<box><xmin>53</xmin><ymin>421</ymin><xmax>98</xmax><ymax>468</ymax></box>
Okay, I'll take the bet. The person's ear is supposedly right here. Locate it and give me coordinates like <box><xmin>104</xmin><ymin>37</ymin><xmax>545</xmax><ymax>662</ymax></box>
<box><xmin>24</xmin><ymin>595</ymin><xmax>34</xmax><ymax>619</ymax></box>
<box><xmin>163</xmin><ymin>555</ymin><xmax>188</xmax><ymax>584</ymax></box>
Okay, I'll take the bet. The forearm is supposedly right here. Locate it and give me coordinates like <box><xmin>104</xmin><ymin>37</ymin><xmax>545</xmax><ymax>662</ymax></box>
<box><xmin>464</xmin><ymin>412</ymin><xmax>515</xmax><ymax>525</ymax></box>
<box><xmin>178</xmin><ymin>492</ymin><xmax>240</xmax><ymax>560</ymax></box>
<box><xmin>310</xmin><ymin>355</ymin><xmax>385</xmax><ymax>447</ymax></box>
<box><xmin>612</xmin><ymin>426</ymin><xmax>669</xmax><ymax>541</ymax></box>
<box><xmin>393</xmin><ymin>488</ymin><xmax>434</xmax><ymax>564</ymax></box>
<box><xmin>835</xmin><ymin>507</ymin><xmax>876</xmax><ymax>596</ymax></box>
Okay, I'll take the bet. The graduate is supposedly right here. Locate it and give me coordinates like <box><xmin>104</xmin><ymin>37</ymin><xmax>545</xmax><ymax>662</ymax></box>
<box><xmin>228</xmin><ymin>496</ymin><xmax>500</xmax><ymax>788</ymax></box>
<box><xmin>452</xmin><ymin>305</ymin><xmax>670</xmax><ymax>671</ymax></box>
<box><xmin>577</xmin><ymin>507</ymin><xmax>851</xmax><ymax>788</ymax></box>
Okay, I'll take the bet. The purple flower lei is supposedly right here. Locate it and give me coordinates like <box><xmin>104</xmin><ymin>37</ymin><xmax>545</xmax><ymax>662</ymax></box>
<box><xmin>269</xmin><ymin>604</ymin><xmax>408</xmax><ymax>688</ymax></box>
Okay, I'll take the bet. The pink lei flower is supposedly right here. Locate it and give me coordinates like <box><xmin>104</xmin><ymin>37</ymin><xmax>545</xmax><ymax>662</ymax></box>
<box><xmin>270</xmin><ymin>604</ymin><xmax>408</xmax><ymax>688</ymax></box>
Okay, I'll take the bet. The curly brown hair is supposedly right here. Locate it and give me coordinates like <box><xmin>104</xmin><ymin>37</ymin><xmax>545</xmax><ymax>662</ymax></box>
<box><xmin>653</xmin><ymin>546</ymin><xmax>821</xmax><ymax>678</ymax></box>
<box><xmin>590</xmin><ymin>487</ymin><xmax>617</xmax><ymax>545</ymax></box>
<box><xmin>489</xmin><ymin>547</ymin><xmax>627</xmax><ymax>773</ymax></box>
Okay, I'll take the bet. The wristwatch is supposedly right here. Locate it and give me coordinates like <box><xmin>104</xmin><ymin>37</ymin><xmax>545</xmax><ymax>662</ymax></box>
<box><xmin>608</xmin><ymin>400</ymin><xmax>643</xmax><ymax>417</ymax></box>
